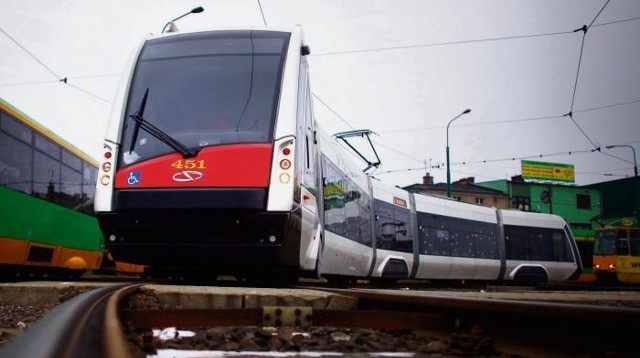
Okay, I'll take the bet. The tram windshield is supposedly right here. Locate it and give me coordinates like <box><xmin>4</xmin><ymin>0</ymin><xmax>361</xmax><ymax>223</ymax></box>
<box><xmin>629</xmin><ymin>229</ymin><xmax>640</xmax><ymax>257</ymax></box>
<box><xmin>593</xmin><ymin>230</ymin><xmax>620</xmax><ymax>255</ymax></box>
<box><xmin>119</xmin><ymin>30</ymin><xmax>290</xmax><ymax>166</ymax></box>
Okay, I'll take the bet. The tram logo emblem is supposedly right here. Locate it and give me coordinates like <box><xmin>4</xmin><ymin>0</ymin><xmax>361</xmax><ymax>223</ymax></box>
<box><xmin>172</xmin><ymin>170</ymin><xmax>204</xmax><ymax>182</ymax></box>
<box><xmin>127</xmin><ymin>171</ymin><xmax>141</xmax><ymax>185</ymax></box>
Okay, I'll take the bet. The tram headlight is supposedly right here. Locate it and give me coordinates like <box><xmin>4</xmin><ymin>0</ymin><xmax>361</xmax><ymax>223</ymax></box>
<box><xmin>100</xmin><ymin>175</ymin><xmax>111</xmax><ymax>186</ymax></box>
<box><xmin>279</xmin><ymin>173</ymin><xmax>291</xmax><ymax>183</ymax></box>
<box><xmin>102</xmin><ymin>162</ymin><xmax>112</xmax><ymax>173</ymax></box>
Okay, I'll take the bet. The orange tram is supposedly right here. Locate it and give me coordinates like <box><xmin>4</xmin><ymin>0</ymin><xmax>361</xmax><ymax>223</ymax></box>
<box><xmin>593</xmin><ymin>224</ymin><xmax>640</xmax><ymax>284</ymax></box>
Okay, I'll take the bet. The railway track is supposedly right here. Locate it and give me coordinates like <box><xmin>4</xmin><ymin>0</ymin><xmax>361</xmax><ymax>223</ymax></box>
<box><xmin>0</xmin><ymin>283</ymin><xmax>139</xmax><ymax>358</ymax></box>
<box><xmin>1</xmin><ymin>283</ymin><xmax>638</xmax><ymax>357</ymax></box>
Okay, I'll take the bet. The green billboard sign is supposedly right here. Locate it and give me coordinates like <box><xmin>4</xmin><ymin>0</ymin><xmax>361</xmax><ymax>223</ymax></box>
<box><xmin>521</xmin><ymin>160</ymin><xmax>575</xmax><ymax>183</ymax></box>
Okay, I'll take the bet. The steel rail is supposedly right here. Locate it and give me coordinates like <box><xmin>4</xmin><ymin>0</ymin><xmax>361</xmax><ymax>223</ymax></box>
<box><xmin>305</xmin><ymin>287</ymin><xmax>640</xmax><ymax>325</ymax></box>
<box><xmin>0</xmin><ymin>283</ymin><xmax>141</xmax><ymax>358</ymax></box>
<box><xmin>300</xmin><ymin>287</ymin><xmax>639</xmax><ymax>356</ymax></box>
<box><xmin>120</xmin><ymin>287</ymin><xmax>640</xmax><ymax>330</ymax></box>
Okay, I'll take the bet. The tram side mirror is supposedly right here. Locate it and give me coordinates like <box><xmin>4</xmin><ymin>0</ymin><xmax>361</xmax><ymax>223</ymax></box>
<box><xmin>301</xmin><ymin>45</ymin><xmax>311</xmax><ymax>56</ymax></box>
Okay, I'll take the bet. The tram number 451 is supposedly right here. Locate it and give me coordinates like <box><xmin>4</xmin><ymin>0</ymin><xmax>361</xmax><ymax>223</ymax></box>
<box><xmin>171</xmin><ymin>159</ymin><xmax>206</xmax><ymax>169</ymax></box>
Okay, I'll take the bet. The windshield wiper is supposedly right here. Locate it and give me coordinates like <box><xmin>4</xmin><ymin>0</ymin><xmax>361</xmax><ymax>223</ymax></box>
<box><xmin>128</xmin><ymin>88</ymin><xmax>148</xmax><ymax>154</ymax></box>
<box><xmin>128</xmin><ymin>88</ymin><xmax>197</xmax><ymax>158</ymax></box>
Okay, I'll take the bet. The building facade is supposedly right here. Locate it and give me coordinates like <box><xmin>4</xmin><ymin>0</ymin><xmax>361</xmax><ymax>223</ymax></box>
<box><xmin>586</xmin><ymin>176</ymin><xmax>639</xmax><ymax>227</ymax></box>
<box><xmin>403</xmin><ymin>174</ymin><xmax>509</xmax><ymax>209</ymax></box>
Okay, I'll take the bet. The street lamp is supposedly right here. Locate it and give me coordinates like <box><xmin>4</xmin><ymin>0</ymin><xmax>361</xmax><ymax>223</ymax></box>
<box><xmin>606</xmin><ymin>144</ymin><xmax>638</xmax><ymax>177</ymax></box>
<box><xmin>446</xmin><ymin>108</ymin><xmax>471</xmax><ymax>198</ymax></box>
<box><xmin>161</xmin><ymin>6</ymin><xmax>204</xmax><ymax>33</ymax></box>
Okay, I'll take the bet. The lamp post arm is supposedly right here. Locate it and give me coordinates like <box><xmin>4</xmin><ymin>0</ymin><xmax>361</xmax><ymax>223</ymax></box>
<box><xmin>446</xmin><ymin>113</ymin><xmax>462</xmax><ymax>148</ymax></box>
<box><xmin>161</xmin><ymin>7</ymin><xmax>205</xmax><ymax>33</ymax></box>
<box><xmin>446</xmin><ymin>109</ymin><xmax>471</xmax><ymax>147</ymax></box>
<box><xmin>607</xmin><ymin>144</ymin><xmax>638</xmax><ymax>177</ymax></box>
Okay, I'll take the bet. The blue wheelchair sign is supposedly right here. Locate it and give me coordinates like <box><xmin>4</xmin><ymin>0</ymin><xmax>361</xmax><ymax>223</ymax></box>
<box><xmin>127</xmin><ymin>171</ymin><xmax>141</xmax><ymax>185</ymax></box>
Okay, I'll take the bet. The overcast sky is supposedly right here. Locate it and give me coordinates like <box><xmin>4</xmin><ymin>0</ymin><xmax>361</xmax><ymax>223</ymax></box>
<box><xmin>1</xmin><ymin>0</ymin><xmax>639</xmax><ymax>188</ymax></box>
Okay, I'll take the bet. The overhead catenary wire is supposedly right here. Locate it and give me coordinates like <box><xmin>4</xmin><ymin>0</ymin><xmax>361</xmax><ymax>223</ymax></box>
<box><xmin>389</xmin><ymin>138</ymin><xmax>640</xmax><ymax>179</ymax></box>
<box><xmin>448</xmin><ymin>147</ymin><xmax>632</xmax><ymax>167</ymax></box>
<box><xmin>312</xmin><ymin>30</ymin><xmax>575</xmax><ymax>57</ymax></box>
<box><xmin>592</xmin><ymin>16</ymin><xmax>640</xmax><ymax>27</ymax></box>
<box><xmin>65</xmin><ymin>83</ymin><xmax>111</xmax><ymax>103</ymax></box>
<box><xmin>257</xmin><ymin>0</ymin><xmax>268</xmax><ymax>26</ymax></box>
<box><xmin>377</xmin><ymin>143</ymin><xmax>637</xmax><ymax>175</ymax></box>
<box><xmin>375</xmin><ymin>1</ymin><xmax>637</xmax><ymax>183</ymax></box>
<box><xmin>379</xmin><ymin>97</ymin><xmax>640</xmax><ymax>135</ymax></box>
<box><xmin>0</xmin><ymin>26</ymin><xmax>111</xmax><ymax>104</ymax></box>
<box><xmin>564</xmin><ymin>0</ymin><xmax>611</xmax><ymax>149</ymax></box>
<box><xmin>311</xmin><ymin>14</ymin><xmax>640</xmax><ymax>58</ymax></box>
<box><xmin>1</xmin><ymin>27</ymin><xmax>62</xmax><ymax>80</ymax></box>
<box><xmin>312</xmin><ymin>92</ymin><xmax>355</xmax><ymax>130</ymax></box>
<box><xmin>589</xmin><ymin>0</ymin><xmax>612</xmax><ymax>28</ymax></box>
<box><xmin>0</xmin><ymin>73</ymin><xmax>121</xmax><ymax>88</ymax></box>
<box><xmin>310</xmin><ymin>4</ymin><xmax>636</xmax><ymax>171</ymax></box>
<box><xmin>0</xmin><ymin>79</ymin><xmax>60</xmax><ymax>88</ymax></box>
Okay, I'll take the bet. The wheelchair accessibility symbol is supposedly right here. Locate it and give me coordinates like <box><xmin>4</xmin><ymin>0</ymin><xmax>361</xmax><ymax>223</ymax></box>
<box><xmin>127</xmin><ymin>171</ymin><xmax>141</xmax><ymax>185</ymax></box>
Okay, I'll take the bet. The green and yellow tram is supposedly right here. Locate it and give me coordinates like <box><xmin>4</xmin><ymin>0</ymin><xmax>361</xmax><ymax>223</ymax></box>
<box><xmin>0</xmin><ymin>98</ymin><xmax>104</xmax><ymax>278</ymax></box>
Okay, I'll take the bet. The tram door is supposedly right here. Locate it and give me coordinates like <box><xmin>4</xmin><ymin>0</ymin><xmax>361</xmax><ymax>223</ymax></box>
<box><xmin>297</xmin><ymin>57</ymin><xmax>321</xmax><ymax>271</ymax></box>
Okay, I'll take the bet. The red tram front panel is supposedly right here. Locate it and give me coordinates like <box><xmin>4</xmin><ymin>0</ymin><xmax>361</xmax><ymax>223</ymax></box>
<box><xmin>114</xmin><ymin>144</ymin><xmax>273</xmax><ymax>189</ymax></box>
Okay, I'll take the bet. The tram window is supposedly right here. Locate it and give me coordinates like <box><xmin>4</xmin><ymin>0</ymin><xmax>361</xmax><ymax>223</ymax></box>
<box><xmin>1</xmin><ymin>112</ymin><xmax>32</xmax><ymax>144</ymax></box>
<box><xmin>424</xmin><ymin>229</ymin><xmax>450</xmax><ymax>256</ymax></box>
<box><xmin>529</xmin><ymin>232</ymin><xmax>553</xmax><ymax>261</ymax></box>
<box><xmin>505</xmin><ymin>226</ymin><xmax>529</xmax><ymax>260</ymax></box>
<box><xmin>374</xmin><ymin>199</ymin><xmax>413</xmax><ymax>253</ymax></box>
<box><xmin>61</xmin><ymin>164</ymin><xmax>83</xmax><ymax>204</ymax></box>
<box><xmin>120</xmin><ymin>32</ymin><xmax>289</xmax><ymax>166</ymax></box>
<box><xmin>35</xmin><ymin>134</ymin><xmax>60</xmax><ymax>160</ymax></box>
<box><xmin>616</xmin><ymin>238</ymin><xmax>630</xmax><ymax>255</ymax></box>
<box><xmin>628</xmin><ymin>237</ymin><xmax>640</xmax><ymax>257</ymax></box>
<box><xmin>451</xmin><ymin>231</ymin><xmax>473</xmax><ymax>258</ymax></box>
<box><xmin>475</xmin><ymin>233</ymin><xmax>499</xmax><ymax>259</ymax></box>
<box><xmin>594</xmin><ymin>231</ymin><xmax>617</xmax><ymax>255</ymax></box>
<box><xmin>417</xmin><ymin>212</ymin><xmax>498</xmax><ymax>258</ymax></box>
<box><xmin>0</xmin><ymin>131</ymin><xmax>33</xmax><ymax>194</ymax></box>
<box><xmin>33</xmin><ymin>151</ymin><xmax>60</xmax><ymax>200</ymax></box>
<box><xmin>322</xmin><ymin>155</ymin><xmax>371</xmax><ymax>246</ymax></box>
<box><xmin>83</xmin><ymin>164</ymin><xmax>97</xmax><ymax>199</ymax></box>
<box><xmin>552</xmin><ymin>231</ymin><xmax>571</xmax><ymax>262</ymax></box>
<box><xmin>62</xmin><ymin>149</ymin><xmax>82</xmax><ymax>172</ymax></box>
<box><xmin>506</xmin><ymin>225</ymin><xmax>573</xmax><ymax>262</ymax></box>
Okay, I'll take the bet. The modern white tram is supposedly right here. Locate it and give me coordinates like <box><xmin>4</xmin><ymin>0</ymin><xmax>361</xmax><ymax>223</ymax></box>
<box><xmin>319</xmin><ymin>129</ymin><xmax>582</xmax><ymax>284</ymax></box>
<box><xmin>94</xmin><ymin>25</ymin><xmax>582</xmax><ymax>284</ymax></box>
